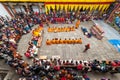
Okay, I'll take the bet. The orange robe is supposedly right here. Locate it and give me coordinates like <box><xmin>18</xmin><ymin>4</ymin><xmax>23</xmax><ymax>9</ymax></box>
<box><xmin>59</xmin><ymin>39</ymin><xmax>64</xmax><ymax>44</ymax></box>
<box><xmin>78</xmin><ymin>39</ymin><xmax>82</xmax><ymax>44</ymax></box>
<box><xmin>71</xmin><ymin>39</ymin><xmax>75</xmax><ymax>44</ymax></box>
<box><xmin>75</xmin><ymin>39</ymin><xmax>79</xmax><ymax>44</ymax></box>
<box><xmin>66</xmin><ymin>27</ymin><xmax>70</xmax><ymax>32</ymax></box>
<box><xmin>75</xmin><ymin>20</ymin><xmax>80</xmax><ymax>29</ymax></box>
<box><xmin>46</xmin><ymin>40</ymin><xmax>51</xmax><ymax>45</ymax></box>
<box><xmin>48</xmin><ymin>27</ymin><xmax>51</xmax><ymax>32</ymax></box>
<box><xmin>63</xmin><ymin>39</ymin><xmax>67</xmax><ymax>44</ymax></box>
<box><xmin>71</xmin><ymin>26</ymin><xmax>75</xmax><ymax>31</ymax></box>
<box><xmin>67</xmin><ymin>39</ymin><xmax>70</xmax><ymax>44</ymax></box>
<box><xmin>51</xmin><ymin>39</ymin><xmax>56</xmax><ymax>44</ymax></box>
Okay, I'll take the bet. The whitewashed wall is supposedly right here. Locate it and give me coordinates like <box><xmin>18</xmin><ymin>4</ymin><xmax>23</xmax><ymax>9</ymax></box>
<box><xmin>0</xmin><ymin>3</ymin><xmax>11</xmax><ymax>19</ymax></box>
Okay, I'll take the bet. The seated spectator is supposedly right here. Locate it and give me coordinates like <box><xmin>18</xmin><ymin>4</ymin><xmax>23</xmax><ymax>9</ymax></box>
<box><xmin>24</xmin><ymin>51</ymin><xmax>31</xmax><ymax>58</ymax></box>
<box><xmin>77</xmin><ymin>61</ymin><xmax>83</xmax><ymax>70</ymax></box>
<box><xmin>54</xmin><ymin>65</ymin><xmax>60</xmax><ymax>71</ymax></box>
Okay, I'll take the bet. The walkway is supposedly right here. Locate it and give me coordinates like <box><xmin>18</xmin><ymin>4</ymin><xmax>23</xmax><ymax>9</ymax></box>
<box><xmin>93</xmin><ymin>20</ymin><xmax>120</xmax><ymax>52</ymax></box>
<box><xmin>93</xmin><ymin>20</ymin><xmax>120</xmax><ymax>40</ymax></box>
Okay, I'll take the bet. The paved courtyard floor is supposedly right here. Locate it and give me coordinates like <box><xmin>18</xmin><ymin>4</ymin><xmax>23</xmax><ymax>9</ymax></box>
<box><xmin>37</xmin><ymin>21</ymin><xmax>120</xmax><ymax>61</ymax></box>
<box><xmin>1</xmin><ymin>20</ymin><xmax>120</xmax><ymax>80</ymax></box>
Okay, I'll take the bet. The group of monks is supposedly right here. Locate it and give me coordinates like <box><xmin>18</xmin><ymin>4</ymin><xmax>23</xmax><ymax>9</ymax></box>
<box><xmin>47</xmin><ymin>20</ymin><xmax>80</xmax><ymax>33</ymax></box>
<box><xmin>32</xmin><ymin>26</ymin><xmax>43</xmax><ymax>47</ymax></box>
<box><xmin>32</xmin><ymin>26</ymin><xmax>43</xmax><ymax>37</ymax></box>
<box><xmin>46</xmin><ymin>38</ymin><xmax>82</xmax><ymax>45</ymax></box>
<box><xmin>48</xmin><ymin>26</ymin><xmax>75</xmax><ymax>32</ymax></box>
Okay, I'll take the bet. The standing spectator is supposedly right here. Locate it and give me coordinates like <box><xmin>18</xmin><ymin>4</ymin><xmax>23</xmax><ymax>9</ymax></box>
<box><xmin>83</xmin><ymin>44</ymin><xmax>90</xmax><ymax>52</ymax></box>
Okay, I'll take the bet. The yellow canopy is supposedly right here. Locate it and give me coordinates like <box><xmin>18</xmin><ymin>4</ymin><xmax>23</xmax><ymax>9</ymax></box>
<box><xmin>0</xmin><ymin>0</ymin><xmax>115</xmax><ymax>2</ymax></box>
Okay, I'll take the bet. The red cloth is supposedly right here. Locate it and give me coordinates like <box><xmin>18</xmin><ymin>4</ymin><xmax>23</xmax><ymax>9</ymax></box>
<box><xmin>118</xmin><ymin>62</ymin><xmax>120</xmax><ymax>66</ymax></box>
<box><xmin>35</xmin><ymin>12</ymin><xmax>39</xmax><ymax>16</ymax></box>
<box><xmin>25</xmin><ymin>52</ymin><xmax>31</xmax><ymax>57</ymax></box>
<box><xmin>83</xmin><ymin>74</ymin><xmax>88</xmax><ymax>78</ymax></box>
<box><xmin>55</xmin><ymin>18</ymin><xmax>65</xmax><ymax>23</ymax></box>
<box><xmin>39</xmin><ymin>24</ymin><xmax>43</xmax><ymax>27</ymax></box>
<box><xmin>77</xmin><ymin>64</ymin><xmax>83</xmax><ymax>70</ymax></box>
<box><xmin>85</xmin><ymin>44</ymin><xmax>90</xmax><ymax>49</ymax></box>
<box><xmin>61</xmin><ymin>77</ymin><xmax>67</xmax><ymax>80</ymax></box>
<box><xmin>54</xmin><ymin>66</ymin><xmax>60</xmax><ymax>71</ymax></box>
<box><xmin>112</xmin><ymin>62</ymin><xmax>118</xmax><ymax>67</ymax></box>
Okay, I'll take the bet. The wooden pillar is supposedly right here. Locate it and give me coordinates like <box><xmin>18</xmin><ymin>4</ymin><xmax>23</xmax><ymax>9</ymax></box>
<box><xmin>23</xmin><ymin>3</ymin><xmax>28</xmax><ymax>14</ymax></box>
<box><xmin>106</xmin><ymin>3</ymin><xmax>120</xmax><ymax>23</ymax></box>
<box><xmin>2</xmin><ymin>3</ymin><xmax>14</xmax><ymax>18</ymax></box>
<box><xmin>12</xmin><ymin>7</ymin><xmax>17</xmax><ymax>14</ymax></box>
<box><xmin>37</xmin><ymin>3</ymin><xmax>40</xmax><ymax>13</ymax></box>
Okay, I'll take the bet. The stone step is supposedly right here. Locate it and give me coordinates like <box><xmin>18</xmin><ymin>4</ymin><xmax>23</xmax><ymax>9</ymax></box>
<box><xmin>4</xmin><ymin>71</ymin><xmax>14</xmax><ymax>80</ymax></box>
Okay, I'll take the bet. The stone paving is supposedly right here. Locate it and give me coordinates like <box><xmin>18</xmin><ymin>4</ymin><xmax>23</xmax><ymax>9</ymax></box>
<box><xmin>93</xmin><ymin>20</ymin><xmax>120</xmax><ymax>40</ymax></box>
<box><xmin>1</xmin><ymin>21</ymin><xmax>120</xmax><ymax>80</ymax></box>
<box><xmin>38</xmin><ymin>21</ymin><xmax>120</xmax><ymax>61</ymax></box>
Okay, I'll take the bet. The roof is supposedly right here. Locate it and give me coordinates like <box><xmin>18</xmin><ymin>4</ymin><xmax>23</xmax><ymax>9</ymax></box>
<box><xmin>0</xmin><ymin>0</ymin><xmax>115</xmax><ymax>2</ymax></box>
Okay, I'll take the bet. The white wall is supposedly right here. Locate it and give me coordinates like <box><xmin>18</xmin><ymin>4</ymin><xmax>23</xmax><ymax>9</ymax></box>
<box><xmin>32</xmin><ymin>6</ymin><xmax>39</xmax><ymax>13</ymax></box>
<box><xmin>0</xmin><ymin>3</ymin><xmax>11</xmax><ymax>19</ymax></box>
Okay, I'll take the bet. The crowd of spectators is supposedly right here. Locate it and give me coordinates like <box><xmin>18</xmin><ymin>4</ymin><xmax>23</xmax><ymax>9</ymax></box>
<box><xmin>25</xmin><ymin>27</ymin><xmax>43</xmax><ymax>58</ymax></box>
<box><xmin>0</xmin><ymin>12</ymin><xmax>42</xmax><ymax>79</ymax></box>
<box><xmin>0</xmin><ymin>10</ymin><xmax>119</xmax><ymax>80</ymax></box>
<box><xmin>17</xmin><ymin>58</ymin><xmax>120</xmax><ymax>80</ymax></box>
<box><xmin>46</xmin><ymin>10</ymin><xmax>104</xmax><ymax>24</ymax></box>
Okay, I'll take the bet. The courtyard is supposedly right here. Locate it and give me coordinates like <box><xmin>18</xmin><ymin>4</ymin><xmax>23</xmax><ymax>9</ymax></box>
<box><xmin>8</xmin><ymin>20</ymin><xmax>120</xmax><ymax>80</ymax></box>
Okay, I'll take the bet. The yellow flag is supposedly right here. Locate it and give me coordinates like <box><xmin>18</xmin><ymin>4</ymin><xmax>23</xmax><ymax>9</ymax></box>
<box><xmin>82</xmin><ymin>4</ymin><xmax>86</xmax><ymax>11</ymax></box>
<box><xmin>98</xmin><ymin>5</ymin><xmax>103</xmax><ymax>11</ymax></box>
<box><xmin>45</xmin><ymin>5</ymin><xmax>48</xmax><ymax>14</ymax></box>
<box><xmin>101</xmin><ymin>5</ymin><xmax>107</xmax><ymax>12</ymax></box>
<box><xmin>90</xmin><ymin>5</ymin><xmax>94</xmax><ymax>11</ymax></box>
<box><xmin>94</xmin><ymin>4</ymin><xmax>99</xmax><ymax>10</ymax></box>
<box><xmin>46</xmin><ymin>4</ymin><xmax>51</xmax><ymax>12</ymax></box>
<box><xmin>79</xmin><ymin>5</ymin><xmax>83</xmax><ymax>11</ymax></box>
<box><xmin>78</xmin><ymin>5</ymin><xmax>82</xmax><ymax>11</ymax></box>
<box><xmin>64</xmin><ymin>4</ymin><xmax>68</xmax><ymax>12</ymax></box>
<box><xmin>86</xmin><ymin>4</ymin><xmax>89</xmax><ymax>10</ymax></box>
<box><xmin>56</xmin><ymin>4</ymin><xmax>59</xmax><ymax>11</ymax></box>
<box><xmin>60</xmin><ymin>4</ymin><xmax>64</xmax><ymax>10</ymax></box>
<box><xmin>67</xmin><ymin>5</ymin><xmax>70</xmax><ymax>11</ymax></box>
<box><xmin>75</xmin><ymin>5</ymin><xmax>78</xmax><ymax>11</ymax></box>
<box><xmin>71</xmin><ymin>5</ymin><xmax>74</xmax><ymax>11</ymax></box>
<box><xmin>51</xmin><ymin>4</ymin><xmax>55</xmax><ymax>10</ymax></box>
<box><xmin>105</xmin><ymin>4</ymin><xmax>110</xmax><ymax>11</ymax></box>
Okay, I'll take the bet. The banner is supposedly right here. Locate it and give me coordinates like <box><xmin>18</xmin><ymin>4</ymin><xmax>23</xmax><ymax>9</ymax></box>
<box><xmin>90</xmin><ymin>5</ymin><xmax>94</xmax><ymax>11</ymax></box>
<box><xmin>60</xmin><ymin>4</ymin><xmax>64</xmax><ymax>10</ymax></box>
<box><xmin>71</xmin><ymin>5</ymin><xmax>75</xmax><ymax>11</ymax></box>
<box><xmin>93</xmin><ymin>4</ymin><xmax>99</xmax><ymax>10</ymax></box>
<box><xmin>101</xmin><ymin>4</ymin><xmax>107</xmax><ymax>12</ymax></box>
<box><xmin>51</xmin><ymin>4</ymin><xmax>55</xmax><ymax>10</ymax></box>
<box><xmin>44</xmin><ymin>0</ymin><xmax>114</xmax><ymax>13</ymax></box>
<box><xmin>0</xmin><ymin>0</ymin><xmax>116</xmax><ymax>2</ymax></box>
<box><xmin>75</xmin><ymin>5</ymin><xmax>78</xmax><ymax>11</ymax></box>
<box><xmin>98</xmin><ymin>5</ymin><xmax>103</xmax><ymax>11</ymax></box>
<box><xmin>45</xmin><ymin>4</ymin><xmax>51</xmax><ymax>12</ymax></box>
<box><xmin>105</xmin><ymin>4</ymin><xmax>110</xmax><ymax>11</ymax></box>
<box><xmin>64</xmin><ymin>4</ymin><xmax>68</xmax><ymax>11</ymax></box>
<box><xmin>56</xmin><ymin>4</ymin><xmax>60</xmax><ymax>11</ymax></box>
